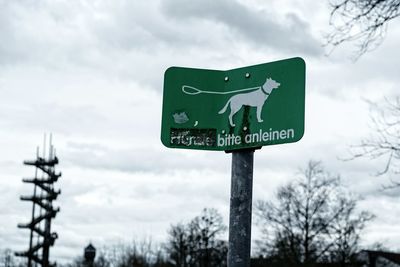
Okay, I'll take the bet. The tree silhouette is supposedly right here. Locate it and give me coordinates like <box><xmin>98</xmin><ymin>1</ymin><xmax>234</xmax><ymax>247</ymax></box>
<box><xmin>255</xmin><ymin>161</ymin><xmax>374</xmax><ymax>267</ymax></box>
<box><xmin>64</xmin><ymin>241</ymin><xmax>170</xmax><ymax>267</ymax></box>
<box><xmin>166</xmin><ymin>208</ymin><xmax>227</xmax><ymax>267</ymax></box>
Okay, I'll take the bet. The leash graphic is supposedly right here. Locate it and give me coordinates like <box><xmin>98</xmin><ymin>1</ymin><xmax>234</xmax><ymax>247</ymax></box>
<box><xmin>182</xmin><ymin>85</ymin><xmax>261</xmax><ymax>95</ymax></box>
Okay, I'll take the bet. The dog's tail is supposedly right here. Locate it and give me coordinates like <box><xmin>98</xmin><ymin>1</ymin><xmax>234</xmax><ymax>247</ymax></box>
<box><xmin>218</xmin><ymin>99</ymin><xmax>231</xmax><ymax>114</ymax></box>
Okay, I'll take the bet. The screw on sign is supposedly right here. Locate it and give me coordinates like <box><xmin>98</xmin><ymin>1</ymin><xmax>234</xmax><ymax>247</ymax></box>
<box><xmin>161</xmin><ymin>57</ymin><xmax>306</xmax><ymax>267</ymax></box>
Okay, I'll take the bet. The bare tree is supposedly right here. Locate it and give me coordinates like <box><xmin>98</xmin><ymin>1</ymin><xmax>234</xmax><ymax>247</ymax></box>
<box><xmin>329</xmin><ymin>199</ymin><xmax>374</xmax><ymax>267</ymax></box>
<box><xmin>166</xmin><ymin>223</ymin><xmax>192</xmax><ymax>267</ymax></box>
<box><xmin>349</xmin><ymin>98</ymin><xmax>400</xmax><ymax>187</ymax></box>
<box><xmin>190</xmin><ymin>208</ymin><xmax>227</xmax><ymax>267</ymax></box>
<box><xmin>255</xmin><ymin>161</ymin><xmax>374</xmax><ymax>267</ymax></box>
<box><xmin>93</xmin><ymin>253</ymin><xmax>111</xmax><ymax>267</ymax></box>
<box><xmin>1</xmin><ymin>249</ymin><xmax>15</xmax><ymax>267</ymax></box>
<box><xmin>0</xmin><ymin>249</ymin><xmax>24</xmax><ymax>267</ymax></box>
<box><xmin>63</xmin><ymin>240</ymin><xmax>169</xmax><ymax>267</ymax></box>
<box><xmin>166</xmin><ymin>208</ymin><xmax>227</xmax><ymax>267</ymax></box>
<box><xmin>108</xmin><ymin>239</ymin><xmax>169</xmax><ymax>267</ymax></box>
<box><xmin>326</xmin><ymin>0</ymin><xmax>400</xmax><ymax>58</ymax></box>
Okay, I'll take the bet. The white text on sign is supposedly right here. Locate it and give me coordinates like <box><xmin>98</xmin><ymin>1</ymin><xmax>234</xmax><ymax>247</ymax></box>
<box><xmin>217</xmin><ymin>128</ymin><xmax>295</xmax><ymax>147</ymax></box>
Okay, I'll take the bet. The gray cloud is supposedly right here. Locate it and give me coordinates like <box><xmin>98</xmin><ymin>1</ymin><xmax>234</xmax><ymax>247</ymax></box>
<box><xmin>0</xmin><ymin>2</ymin><xmax>29</xmax><ymax>65</ymax></box>
<box><xmin>0</xmin><ymin>0</ymin><xmax>322</xmax><ymax>94</ymax></box>
<box><xmin>62</xmin><ymin>141</ymin><xmax>230</xmax><ymax>174</ymax></box>
<box><xmin>0</xmin><ymin>103</ymin><xmax>107</xmax><ymax>136</ymax></box>
<box><xmin>160</xmin><ymin>0</ymin><xmax>322</xmax><ymax>56</ymax></box>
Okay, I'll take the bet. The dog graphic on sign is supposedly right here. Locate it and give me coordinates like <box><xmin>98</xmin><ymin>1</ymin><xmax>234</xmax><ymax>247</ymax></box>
<box><xmin>182</xmin><ymin>77</ymin><xmax>281</xmax><ymax>127</ymax></box>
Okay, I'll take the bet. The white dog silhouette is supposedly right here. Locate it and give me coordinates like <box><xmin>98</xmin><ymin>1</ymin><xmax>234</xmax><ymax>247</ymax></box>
<box><xmin>218</xmin><ymin>78</ymin><xmax>280</xmax><ymax>127</ymax></box>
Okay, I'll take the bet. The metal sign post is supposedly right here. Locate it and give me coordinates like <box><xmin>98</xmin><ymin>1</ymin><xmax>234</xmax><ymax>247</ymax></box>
<box><xmin>228</xmin><ymin>149</ymin><xmax>254</xmax><ymax>267</ymax></box>
<box><xmin>161</xmin><ymin>57</ymin><xmax>306</xmax><ymax>267</ymax></box>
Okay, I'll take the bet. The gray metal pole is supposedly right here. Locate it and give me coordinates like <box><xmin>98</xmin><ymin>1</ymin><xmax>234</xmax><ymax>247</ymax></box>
<box><xmin>228</xmin><ymin>149</ymin><xmax>254</xmax><ymax>267</ymax></box>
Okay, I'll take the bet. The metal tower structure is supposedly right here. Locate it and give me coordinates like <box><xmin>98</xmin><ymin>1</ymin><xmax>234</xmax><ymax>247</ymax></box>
<box><xmin>16</xmin><ymin>135</ymin><xmax>62</xmax><ymax>267</ymax></box>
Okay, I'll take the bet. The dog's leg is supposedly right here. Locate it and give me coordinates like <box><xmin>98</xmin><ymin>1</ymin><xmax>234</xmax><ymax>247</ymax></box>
<box><xmin>229</xmin><ymin>109</ymin><xmax>235</xmax><ymax>127</ymax></box>
<box><xmin>256</xmin><ymin>106</ymin><xmax>263</xmax><ymax>123</ymax></box>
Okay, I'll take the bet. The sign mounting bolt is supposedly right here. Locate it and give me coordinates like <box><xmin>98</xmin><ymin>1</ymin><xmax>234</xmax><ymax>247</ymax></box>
<box><xmin>245</xmin><ymin>73</ymin><xmax>250</xmax><ymax>78</ymax></box>
<box><xmin>224</xmin><ymin>76</ymin><xmax>229</xmax><ymax>82</ymax></box>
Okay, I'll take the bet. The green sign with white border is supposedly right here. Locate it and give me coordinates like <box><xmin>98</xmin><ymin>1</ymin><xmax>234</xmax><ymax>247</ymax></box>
<box><xmin>161</xmin><ymin>57</ymin><xmax>306</xmax><ymax>151</ymax></box>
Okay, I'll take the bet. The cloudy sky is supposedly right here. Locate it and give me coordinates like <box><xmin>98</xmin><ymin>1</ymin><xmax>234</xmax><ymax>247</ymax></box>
<box><xmin>1</xmin><ymin>0</ymin><xmax>400</xmax><ymax>264</ymax></box>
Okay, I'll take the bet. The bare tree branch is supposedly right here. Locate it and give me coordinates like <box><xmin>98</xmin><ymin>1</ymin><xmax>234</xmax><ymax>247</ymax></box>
<box><xmin>325</xmin><ymin>0</ymin><xmax>400</xmax><ymax>59</ymax></box>
<box><xmin>347</xmin><ymin>97</ymin><xmax>400</xmax><ymax>187</ymax></box>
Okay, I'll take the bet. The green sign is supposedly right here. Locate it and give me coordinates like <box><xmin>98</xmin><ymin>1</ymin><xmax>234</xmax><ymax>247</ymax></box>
<box><xmin>161</xmin><ymin>57</ymin><xmax>306</xmax><ymax>151</ymax></box>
